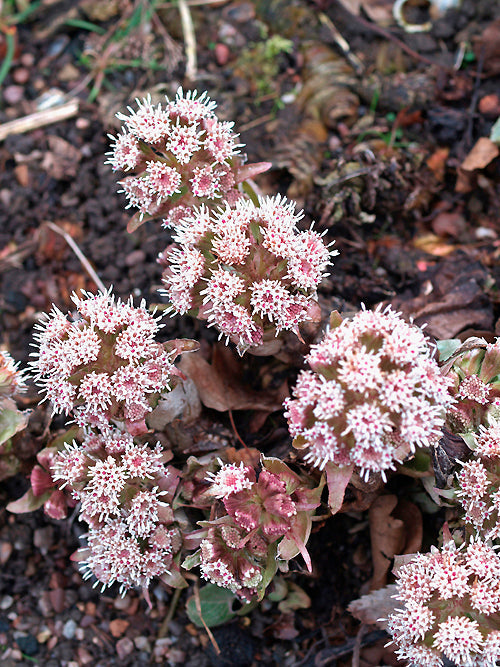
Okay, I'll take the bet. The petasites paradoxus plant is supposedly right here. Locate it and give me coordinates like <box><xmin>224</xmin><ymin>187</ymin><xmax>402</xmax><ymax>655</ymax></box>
<box><xmin>7</xmin><ymin>84</ymin><xmax>492</xmax><ymax>659</ymax></box>
<box><xmin>107</xmin><ymin>88</ymin><xmax>271</xmax><ymax>232</ymax></box>
<box><xmin>284</xmin><ymin>306</ymin><xmax>454</xmax><ymax>510</ymax></box>
<box><xmin>160</xmin><ymin>195</ymin><xmax>335</xmax><ymax>355</ymax></box>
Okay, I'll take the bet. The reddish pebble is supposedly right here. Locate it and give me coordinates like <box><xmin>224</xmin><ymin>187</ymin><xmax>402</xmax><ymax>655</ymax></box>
<box><xmin>116</xmin><ymin>637</ymin><xmax>134</xmax><ymax>660</ymax></box>
<box><xmin>12</xmin><ymin>68</ymin><xmax>29</xmax><ymax>84</ymax></box>
<box><xmin>214</xmin><ymin>43</ymin><xmax>230</xmax><ymax>66</ymax></box>
<box><xmin>3</xmin><ymin>85</ymin><xmax>24</xmax><ymax>105</ymax></box>
<box><xmin>20</xmin><ymin>53</ymin><xmax>35</xmax><ymax>67</ymax></box>
<box><xmin>479</xmin><ymin>94</ymin><xmax>500</xmax><ymax>117</ymax></box>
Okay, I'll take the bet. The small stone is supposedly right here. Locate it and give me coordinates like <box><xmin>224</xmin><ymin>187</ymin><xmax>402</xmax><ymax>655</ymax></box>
<box><xmin>479</xmin><ymin>94</ymin><xmax>500</xmax><ymax>117</ymax></box>
<box><xmin>76</xmin><ymin>117</ymin><xmax>91</xmax><ymax>130</ymax></box>
<box><xmin>20</xmin><ymin>53</ymin><xmax>35</xmax><ymax>67</ymax></box>
<box><xmin>62</xmin><ymin>619</ymin><xmax>77</xmax><ymax>639</ymax></box>
<box><xmin>125</xmin><ymin>249</ymin><xmax>146</xmax><ymax>267</ymax></box>
<box><xmin>33</xmin><ymin>526</ymin><xmax>54</xmax><ymax>555</ymax></box>
<box><xmin>77</xmin><ymin>646</ymin><xmax>93</xmax><ymax>664</ymax></box>
<box><xmin>3</xmin><ymin>85</ymin><xmax>24</xmax><ymax>105</ymax></box>
<box><xmin>109</xmin><ymin>618</ymin><xmax>129</xmax><ymax>638</ymax></box>
<box><xmin>0</xmin><ymin>596</ymin><xmax>13</xmax><ymax>610</ymax></box>
<box><xmin>0</xmin><ymin>542</ymin><xmax>13</xmax><ymax>565</ymax></box>
<box><xmin>12</xmin><ymin>68</ymin><xmax>30</xmax><ymax>84</ymax></box>
<box><xmin>37</xmin><ymin>629</ymin><xmax>51</xmax><ymax>643</ymax></box>
<box><xmin>115</xmin><ymin>636</ymin><xmax>134</xmax><ymax>660</ymax></box>
<box><xmin>16</xmin><ymin>634</ymin><xmax>39</xmax><ymax>656</ymax></box>
<box><xmin>134</xmin><ymin>636</ymin><xmax>151</xmax><ymax>651</ymax></box>
<box><xmin>214</xmin><ymin>43</ymin><xmax>230</xmax><ymax>66</ymax></box>
<box><xmin>75</xmin><ymin>628</ymin><xmax>85</xmax><ymax>640</ymax></box>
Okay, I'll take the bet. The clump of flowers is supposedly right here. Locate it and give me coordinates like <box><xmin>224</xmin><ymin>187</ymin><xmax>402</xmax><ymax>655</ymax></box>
<box><xmin>442</xmin><ymin>337</ymin><xmax>500</xmax><ymax>436</ymax></box>
<box><xmin>387</xmin><ymin>536</ymin><xmax>500</xmax><ymax>667</ymax></box>
<box><xmin>455</xmin><ymin>421</ymin><xmax>500</xmax><ymax>540</ymax></box>
<box><xmin>160</xmin><ymin>195</ymin><xmax>334</xmax><ymax>354</ymax></box>
<box><xmin>48</xmin><ymin>429</ymin><xmax>183</xmax><ymax>594</ymax></box>
<box><xmin>30</xmin><ymin>289</ymin><xmax>189</xmax><ymax>434</ymax></box>
<box><xmin>187</xmin><ymin>457</ymin><xmax>322</xmax><ymax>600</ymax></box>
<box><xmin>285</xmin><ymin>307</ymin><xmax>453</xmax><ymax>481</ymax></box>
<box><xmin>107</xmin><ymin>88</ymin><xmax>271</xmax><ymax>231</ymax></box>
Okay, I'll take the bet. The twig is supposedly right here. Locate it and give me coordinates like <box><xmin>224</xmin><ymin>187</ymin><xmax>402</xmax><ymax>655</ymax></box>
<box><xmin>228</xmin><ymin>409</ymin><xmax>250</xmax><ymax>451</ymax></box>
<box><xmin>319</xmin><ymin>12</ymin><xmax>365</xmax><ymax>76</ymax></box>
<box><xmin>352</xmin><ymin>623</ymin><xmax>367</xmax><ymax>667</ymax></box>
<box><xmin>193</xmin><ymin>581</ymin><xmax>220</xmax><ymax>654</ymax></box>
<box><xmin>178</xmin><ymin>0</ymin><xmax>197</xmax><ymax>81</ymax></box>
<box><xmin>44</xmin><ymin>222</ymin><xmax>107</xmax><ymax>293</ymax></box>
<box><xmin>158</xmin><ymin>586</ymin><xmax>183</xmax><ymax>638</ymax></box>
<box><xmin>0</xmin><ymin>100</ymin><xmax>79</xmax><ymax>142</ymax></box>
<box><xmin>465</xmin><ymin>46</ymin><xmax>485</xmax><ymax>150</ymax></box>
<box><xmin>332</xmin><ymin>0</ymin><xmax>451</xmax><ymax>72</ymax></box>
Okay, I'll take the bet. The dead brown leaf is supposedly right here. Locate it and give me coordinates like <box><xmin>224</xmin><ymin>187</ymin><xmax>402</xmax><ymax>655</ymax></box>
<box><xmin>461</xmin><ymin>137</ymin><xmax>499</xmax><ymax>171</ymax></box>
<box><xmin>336</xmin><ymin>0</ymin><xmax>394</xmax><ymax>25</ymax></box>
<box><xmin>348</xmin><ymin>584</ymin><xmax>399</xmax><ymax>629</ymax></box>
<box><xmin>178</xmin><ymin>345</ymin><xmax>284</xmax><ymax>413</ymax></box>
<box><xmin>368</xmin><ymin>496</ymin><xmax>422</xmax><ymax>592</ymax></box>
<box><xmin>369</xmin><ymin>495</ymin><xmax>405</xmax><ymax>591</ymax></box>
<box><xmin>426</xmin><ymin>147</ymin><xmax>449</xmax><ymax>181</ymax></box>
<box><xmin>391</xmin><ymin>254</ymin><xmax>493</xmax><ymax>340</ymax></box>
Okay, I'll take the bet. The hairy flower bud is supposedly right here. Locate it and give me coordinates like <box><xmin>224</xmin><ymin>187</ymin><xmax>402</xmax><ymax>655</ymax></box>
<box><xmin>161</xmin><ymin>195</ymin><xmax>334</xmax><ymax>354</ymax></box>
<box><xmin>285</xmin><ymin>306</ymin><xmax>453</xmax><ymax>480</ymax></box>
<box><xmin>107</xmin><ymin>88</ymin><xmax>270</xmax><ymax>231</ymax></box>
<box><xmin>30</xmin><ymin>289</ymin><xmax>187</xmax><ymax>434</ymax></box>
<box><xmin>387</xmin><ymin>537</ymin><xmax>500</xmax><ymax>667</ymax></box>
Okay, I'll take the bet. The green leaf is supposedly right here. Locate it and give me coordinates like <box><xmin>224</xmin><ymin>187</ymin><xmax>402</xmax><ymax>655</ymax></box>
<box><xmin>186</xmin><ymin>584</ymin><xmax>237</xmax><ymax>628</ymax></box>
<box><xmin>7</xmin><ymin>488</ymin><xmax>51</xmax><ymax>514</ymax></box>
<box><xmin>0</xmin><ymin>406</ymin><xmax>29</xmax><ymax>446</ymax></box>
<box><xmin>436</xmin><ymin>338</ymin><xmax>461</xmax><ymax>362</ymax></box>
<box><xmin>182</xmin><ymin>551</ymin><xmax>202</xmax><ymax>571</ymax></box>
<box><xmin>490</xmin><ymin>117</ymin><xmax>500</xmax><ymax>144</ymax></box>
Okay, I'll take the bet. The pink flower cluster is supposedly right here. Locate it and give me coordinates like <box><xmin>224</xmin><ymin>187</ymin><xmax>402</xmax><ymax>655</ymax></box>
<box><xmin>30</xmin><ymin>290</ymin><xmax>181</xmax><ymax>433</ymax></box>
<box><xmin>387</xmin><ymin>537</ymin><xmax>500</xmax><ymax>667</ymax></box>
<box><xmin>456</xmin><ymin>422</ymin><xmax>500</xmax><ymax>539</ymax></box>
<box><xmin>161</xmin><ymin>195</ymin><xmax>333</xmax><ymax>353</ymax></box>
<box><xmin>197</xmin><ymin>458</ymin><xmax>321</xmax><ymax>598</ymax></box>
<box><xmin>107</xmin><ymin>89</ymin><xmax>269</xmax><ymax>228</ymax></box>
<box><xmin>0</xmin><ymin>350</ymin><xmax>25</xmax><ymax>401</ymax></box>
<box><xmin>446</xmin><ymin>339</ymin><xmax>500</xmax><ymax>434</ymax></box>
<box><xmin>285</xmin><ymin>306</ymin><xmax>453</xmax><ymax>479</ymax></box>
<box><xmin>51</xmin><ymin>429</ymin><xmax>181</xmax><ymax>594</ymax></box>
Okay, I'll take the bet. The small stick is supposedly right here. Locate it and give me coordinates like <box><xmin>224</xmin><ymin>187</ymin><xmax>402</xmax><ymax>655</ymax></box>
<box><xmin>319</xmin><ymin>12</ymin><xmax>365</xmax><ymax>76</ymax></box>
<box><xmin>178</xmin><ymin>0</ymin><xmax>197</xmax><ymax>81</ymax></box>
<box><xmin>193</xmin><ymin>581</ymin><xmax>220</xmax><ymax>654</ymax></box>
<box><xmin>44</xmin><ymin>222</ymin><xmax>107</xmax><ymax>293</ymax></box>
<box><xmin>158</xmin><ymin>586</ymin><xmax>183</xmax><ymax>638</ymax></box>
<box><xmin>0</xmin><ymin>100</ymin><xmax>79</xmax><ymax>142</ymax></box>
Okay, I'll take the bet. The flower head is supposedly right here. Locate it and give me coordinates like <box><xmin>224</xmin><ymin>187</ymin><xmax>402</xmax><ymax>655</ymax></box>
<box><xmin>107</xmin><ymin>88</ymin><xmax>270</xmax><ymax>228</ymax></box>
<box><xmin>161</xmin><ymin>195</ymin><xmax>334</xmax><ymax>353</ymax></box>
<box><xmin>286</xmin><ymin>306</ymin><xmax>453</xmax><ymax>479</ymax></box>
<box><xmin>387</xmin><ymin>537</ymin><xmax>500</xmax><ymax>667</ymax></box>
<box><xmin>30</xmin><ymin>289</ymin><xmax>184</xmax><ymax>433</ymax></box>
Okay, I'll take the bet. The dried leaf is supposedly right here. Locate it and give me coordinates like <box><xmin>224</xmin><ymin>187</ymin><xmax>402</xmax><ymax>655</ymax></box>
<box><xmin>178</xmin><ymin>346</ymin><xmax>284</xmax><ymax>413</ymax></box>
<box><xmin>348</xmin><ymin>584</ymin><xmax>399</xmax><ymax>629</ymax></box>
<box><xmin>368</xmin><ymin>495</ymin><xmax>405</xmax><ymax>591</ymax></box>
<box><xmin>461</xmin><ymin>137</ymin><xmax>499</xmax><ymax>171</ymax></box>
<box><xmin>325</xmin><ymin>462</ymin><xmax>354</xmax><ymax>514</ymax></box>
